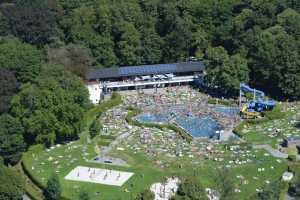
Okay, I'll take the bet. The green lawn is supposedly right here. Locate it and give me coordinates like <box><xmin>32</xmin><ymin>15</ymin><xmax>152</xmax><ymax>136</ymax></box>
<box><xmin>23</xmin><ymin>136</ymin><xmax>288</xmax><ymax>200</ymax></box>
<box><xmin>242</xmin><ymin>131</ymin><xmax>279</xmax><ymax>147</ymax></box>
<box><xmin>237</xmin><ymin>102</ymin><xmax>300</xmax><ymax>148</ymax></box>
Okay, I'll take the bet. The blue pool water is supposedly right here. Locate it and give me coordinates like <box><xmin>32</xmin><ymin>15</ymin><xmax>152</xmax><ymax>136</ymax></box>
<box><xmin>214</xmin><ymin>106</ymin><xmax>239</xmax><ymax>116</ymax></box>
<box><xmin>137</xmin><ymin>113</ymin><xmax>220</xmax><ymax>138</ymax></box>
<box><xmin>175</xmin><ymin>116</ymin><xmax>220</xmax><ymax>138</ymax></box>
<box><xmin>137</xmin><ymin>114</ymin><xmax>169</xmax><ymax>123</ymax></box>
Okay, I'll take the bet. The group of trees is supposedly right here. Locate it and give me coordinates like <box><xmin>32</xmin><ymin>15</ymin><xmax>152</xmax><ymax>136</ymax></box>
<box><xmin>0</xmin><ymin>0</ymin><xmax>299</xmax><ymax>99</ymax></box>
<box><xmin>0</xmin><ymin>0</ymin><xmax>299</xmax><ymax>199</ymax></box>
<box><xmin>0</xmin><ymin>62</ymin><xmax>90</xmax><ymax>165</ymax></box>
<box><xmin>0</xmin><ymin>1</ymin><xmax>92</xmax><ymax>167</ymax></box>
<box><xmin>173</xmin><ymin>178</ymin><xmax>208</xmax><ymax>200</ymax></box>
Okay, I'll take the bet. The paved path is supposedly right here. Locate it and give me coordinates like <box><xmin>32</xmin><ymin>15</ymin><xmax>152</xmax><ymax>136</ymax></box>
<box><xmin>253</xmin><ymin>144</ymin><xmax>288</xmax><ymax>159</ymax></box>
<box><xmin>90</xmin><ymin>132</ymin><xmax>131</xmax><ymax>167</ymax></box>
<box><xmin>101</xmin><ymin>132</ymin><xmax>130</xmax><ymax>155</ymax></box>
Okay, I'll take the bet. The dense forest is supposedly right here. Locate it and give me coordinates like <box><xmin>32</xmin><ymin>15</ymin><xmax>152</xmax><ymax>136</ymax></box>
<box><xmin>0</xmin><ymin>0</ymin><xmax>299</xmax><ymax>198</ymax></box>
<box><xmin>0</xmin><ymin>0</ymin><xmax>299</xmax><ymax>158</ymax></box>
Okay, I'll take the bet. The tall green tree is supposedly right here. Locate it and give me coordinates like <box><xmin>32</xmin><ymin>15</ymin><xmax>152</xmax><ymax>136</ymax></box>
<box><xmin>0</xmin><ymin>69</ymin><xmax>19</xmax><ymax>114</ymax></box>
<box><xmin>10</xmin><ymin>65</ymin><xmax>90</xmax><ymax>146</ymax></box>
<box><xmin>0</xmin><ymin>114</ymin><xmax>25</xmax><ymax>165</ymax></box>
<box><xmin>89</xmin><ymin>120</ymin><xmax>101</xmax><ymax>139</ymax></box>
<box><xmin>277</xmin><ymin>8</ymin><xmax>300</xmax><ymax>38</ymax></box>
<box><xmin>0</xmin><ymin>163</ymin><xmax>24</xmax><ymax>200</ymax></box>
<box><xmin>44</xmin><ymin>175</ymin><xmax>61</xmax><ymax>200</ymax></box>
<box><xmin>0</xmin><ymin>11</ymin><xmax>10</xmax><ymax>36</ymax></box>
<box><xmin>115</xmin><ymin>21</ymin><xmax>142</xmax><ymax>65</ymax></box>
<box><xmin>2</xmin><ymin>0</ymin><xmax>59</xmax><ymax>45</ymax></box>
<box><xmin>47</xmin><ymin>44</ymin><xmax>93</xmax><ymax>78</ymax></box>
<box><xmin>257</xmin><ymin>181</ymin><xmax>282</xmax><ymax>200</ymax></box>
<box><xmin>135</xmin><ymin>189</ymin><xmax>155</xmax><ymax>200</ymax></box>
<box><xmin>250</xmin><ymin>25</ymin><xmax>300</xmax><ymax>100</ymax></box>
<box><xmin>175</xmin><ymin>177</ymin><xmax>208</xmax><ymax>200</ymax></box>
<box><xmin>205</xmin><ymin>46</ymin><xmax>249</xmax><ymax>97</ymax></box>
<box><xmin>214</xmin><ymin>168</ymin><xmax>236</xmax><ymax>200</ymax></box>
<box><xmin>0</xmin><ymin>38</ymin><xmax>44</xmax><ymax>83</ymax></box>
<box><xmin>192</xmin><ymin>28</ymin><xmax>210</xmax><ymax>59</ymax></box>
<box><xmin>61</xmin><ymin>4</ymin><xmax>117</xmax><ymax>67</ymax></box>
<box><xmin>163</xmin><ymin>18</ymin><xmax>192</xmax><ymax>62</ymax></box>
<box><xmin>79</xmin><ymin>190</ymin><xmax>90</xmax><ymax>200</ymax></box>
<box><xmin>140</xmin><ymin>17</ymin><xmax>163</xmax><ymax>64</ymax></box>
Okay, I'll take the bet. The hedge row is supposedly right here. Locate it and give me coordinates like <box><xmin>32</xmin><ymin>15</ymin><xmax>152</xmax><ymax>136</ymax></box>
<box><xmin>25</xmin><ymin>191</ymin><xmax>40</xmax><ymax>200</ymax></box>
<box><xmin>125</xmin><ymin>107</ymin><xmax>193</xmax><ymax>142</ymax></box>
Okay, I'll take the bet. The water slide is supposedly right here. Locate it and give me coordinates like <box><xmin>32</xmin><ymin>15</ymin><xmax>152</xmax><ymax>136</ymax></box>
<box><xmin>240</xmin><ymin>84</ymin><xmax>276</xmax><ymax>117</ymax></box>
<box><xmin>240</xmin><ymin>83</ymin><xmax>265</xmax><ymax>97</ymax></box>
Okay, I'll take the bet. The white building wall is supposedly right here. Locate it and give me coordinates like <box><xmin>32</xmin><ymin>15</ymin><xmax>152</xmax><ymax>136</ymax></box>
<box><xmin>86</xmin><ymin>82</ymin><xmax>102</xmax><ymax>104</ymax></box>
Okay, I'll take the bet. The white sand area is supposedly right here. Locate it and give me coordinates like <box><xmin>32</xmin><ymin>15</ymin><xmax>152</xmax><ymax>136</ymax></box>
<box><xmin>64</xmin><ymin>166</ymin><xmax>134</xmax><ymax>186</ymax></box>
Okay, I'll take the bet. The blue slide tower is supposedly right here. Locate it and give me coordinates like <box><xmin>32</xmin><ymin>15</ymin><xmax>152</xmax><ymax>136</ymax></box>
<box><xmin>240</xmin><ymin>84</ymin><xmax>276</xmax><ymax>115</ymax></box>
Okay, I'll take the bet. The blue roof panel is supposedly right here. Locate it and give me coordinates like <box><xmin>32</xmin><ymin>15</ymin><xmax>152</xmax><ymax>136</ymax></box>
<box><xmin>119</xmin><ymin>63</ymin><xmax>177</xmax><ymax>76</ymax></box>
<box><xmin>86</xmin><ymin>61</ymin><xmax>205</xmax><ymax>80</ymax></box>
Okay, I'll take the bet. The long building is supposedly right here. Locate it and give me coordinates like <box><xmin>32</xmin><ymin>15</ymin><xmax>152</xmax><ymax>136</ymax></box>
<box><xmin>85</xmin><ymin>61</ymin><xmax>205</xmax><ymax>104</ymax></box>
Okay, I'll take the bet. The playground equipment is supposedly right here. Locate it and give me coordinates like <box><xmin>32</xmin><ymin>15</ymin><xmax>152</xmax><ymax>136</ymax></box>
<box><xmin>239</xmin><ymin>84</ymin><xmax>276</xmax><ymax>118</ymax></box>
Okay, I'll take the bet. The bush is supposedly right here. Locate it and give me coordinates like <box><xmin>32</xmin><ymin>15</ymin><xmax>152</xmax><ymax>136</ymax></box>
<box><xmin>134</xmin><ymin>189</ymin><xmax>155</xmax><ymax>200</ymax></box>
<box><xmin>257</xmin><ymin>181</ymin><xmax>285</xmax><ymax>200</ymax></box>
<box><xmin>288</xmin><ymin>155</ymin><xmax>297</xmax><ymax>162</ymax></box>
<box><xmin>176</xmin><ymin>177</ymin><xmax>208</xmax><ymax>199</ymax></box>
<box><xmin>233</xmin><ymin>121</ymin><xmax>247</xmax><ymax>137</ymax></box>
<box><xmin>44</xmin><ymin>175</ymin><xmax>61</xmax><ymax>200</ymax></box>
<box><xmin>263</xmin><ymin>105</ymin><xmax>285</xmax><ymax>120</ymax></box>
<box><xmin>89</xmin><ymin>120</ymin><xmax>101</xmax><ymax>139</ymax></box>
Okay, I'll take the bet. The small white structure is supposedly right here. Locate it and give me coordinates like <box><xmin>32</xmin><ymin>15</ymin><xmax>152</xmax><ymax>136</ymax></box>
<box><xmin>86</xmin><ymin>82</ymin><xmax>102</xmax><ymax>104</ymax></box>
<box><xmin>65</xmin><ymin>166</ymin><xmax>134</xmax><ymax>186</ymax></box>
<box><xmin>282</xmin><ymin>172</ymin><xmax>294</xmax><ymax>182</ymax></box>
<box><xmin>150</xmin><ymin>177</ymin><xmax>180</xmax><ymax>200</ymax></box>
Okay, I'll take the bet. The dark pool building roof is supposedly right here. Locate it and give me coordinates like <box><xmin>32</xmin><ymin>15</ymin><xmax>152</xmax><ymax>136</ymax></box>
<box><xmin>86</xmin><ymin>61</ymin><xmax>205</xmax><ymax>80</ymax></box>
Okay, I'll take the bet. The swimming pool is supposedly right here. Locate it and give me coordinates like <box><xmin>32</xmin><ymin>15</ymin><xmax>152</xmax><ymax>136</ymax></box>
<box><xmin>137</xmin><ymin>113</ymin><xmax>221</xmax><ymax>138</ymax></box>
<box><xmin>136</xmin><ymin>113</ymin><xmax>170</xmax><ymax>123</ymax></box>
<box><xmin>175</xmin><ymin>116</ymin><xmax>220</xmax><ymax>138</ymax></box>
<box><xmin>214</xmin><ymin>106</ymin><xmax>239</xmax><ymax>116</ymax></box>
